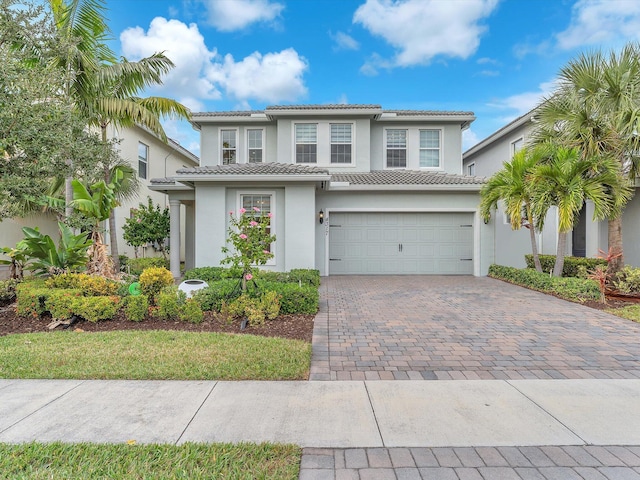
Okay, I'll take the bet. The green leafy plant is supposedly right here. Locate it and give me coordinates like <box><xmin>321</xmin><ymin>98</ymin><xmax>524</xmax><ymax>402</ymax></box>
<box><xmin>15</xmin><ymin>282</ymin><xmax>51</xmax><ymax>318</ymax></box>
<box><xmin>139</xmin><ymin>267</ymin><xmax>174</xmax><ymax>305</ymax></box>
<box><xmin>45</xmin><ymin>273</ymin><xmax>119</xmax><ymax>296</ymax></box>
<box><xmin>586</xmin><ymin>265</ymin><xmax>609</xmax><ymax>304</ymax></box>
<box><xmin>612</xmin><ymin>266</ymin><xmax>640</xmax><ymax>295</ymax></box>
<box><xmin>155</xmin><ymin>287</ymin><xmax>187</xmax><ymax>320</ymax></box>
<box><xmin>19</xmin><ymin>222</ymin><xmax>91</xmax><ymax>276</ymax></box>
<box><xmin>126</xmin><ymin>257</ymin><xmax>169</xmax><ymax>276</ymax></box>
<box><xmin>192</xmin><ymin>280</ymin><xmax>240</xmax><ymax>312</ymax></box>
<box><xmin>183</xmin><ymin>266</ymin><xmax>241</xmax><ymax>283</ymax></box>
<box><xmin>525</xmin><ymin>255</ymin><xmax>607</xmax><ymax>278</ymax></box>
<box><xmin>0</xmin><ymin>246</ymin><xmax>28</xmax><ymax>280</ymax></box>
<box><xmin>221</xmin><ymin>207</ymin><xmax>276</xmax><ymax>291</ymax></box>
<box><xmin>179</xmin><ymin>298</ymin><xmax>204</xmax><ymax>324</ymax></box>
<box><xmin>72</xmin><ymin>296</ymin><xmax>119</xmax><ymax>323</ymax></box>
<box><xmin>45</xmin><ymin>289</ymin><xmax>82</xmax><ymax>320</ymax></box>
<box><xmin>121</xmin><ymin>295</ymin><xmax>149</xmax><ymax>322</ymax></box>
<box><xmin>122</xmin><ymin>197</ymin><xmax>170</xmax><ymax>259</ymax></box>
<box><xmin>222</xmin><ymin>294</ymin><xmax>265</xmax><ymax>325</ymax></box>
<box><xmin>261</xmin><ymin>290</ymin><xmax>282</xmax><ymax>320</ymax></box>
<box><xmin>0</xmin><ymin>279</ymin><xmax>19</xmax><ymax>306</ymax></box>
<box><xmin>258</xmin><ymin>282</ymin><xmax>319</xmax><ymax>314</ymax></box>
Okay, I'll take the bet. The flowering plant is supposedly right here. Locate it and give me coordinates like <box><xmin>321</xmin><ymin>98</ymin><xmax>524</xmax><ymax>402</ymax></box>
<box><xmin>221</xmin><ymin>208</ymin><xmax>276</xmax><ymax>291</ymax></box>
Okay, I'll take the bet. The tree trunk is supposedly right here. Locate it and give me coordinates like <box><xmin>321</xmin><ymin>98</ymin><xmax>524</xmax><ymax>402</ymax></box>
<box><xmin>553</xmin><ymin>232</ymin><xmax>567</xmax><ymax>277</ymax></box>
<box><xmin>65</xmin><ymin>176</ymin><xmax>73</xmax><ymax>220</ymax></box>
<box><xmin>109</xmin><ymin>212</ymin><xmax>120</xmax><ymax>273</ymax></box>
<box><xmin>607</xmin><ymin>216</ymin><xmax>624</xmax><ymax>274</ymax></box>
<box><xmin>528</xmin><ymin>223</ymin><xmax>542</xmax><ymax>273</ymax></box>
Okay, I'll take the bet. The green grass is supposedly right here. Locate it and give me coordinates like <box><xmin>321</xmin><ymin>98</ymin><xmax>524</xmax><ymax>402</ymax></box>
<box><xmin>0</xmin><ymin>442</ymin><xmax>301</xmax><ymax>479</ymax></box>
<box><xmin>607</xmin><ymin>304</ymin><xmax>640</xmax><ymax>322</ymax></box>
<box><xmin>0</xmin><ymin>330</ymin><xmax>311</xmax><ymax>380</ymax></box>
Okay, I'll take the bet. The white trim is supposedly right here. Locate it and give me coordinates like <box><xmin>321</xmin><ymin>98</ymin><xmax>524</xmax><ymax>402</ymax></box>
<box><xmin>138</xmin><ymin>141</ymin><xmax>149</xmax><ymax>179</ymax></box>
<box><xmin>324</xmin><ymin>208</ymin><xmax>479</xmax><ymax>276</ymax></box>
<box><xmin>219</xmin><ymin>128</ymin><xmax>239</xmax><ymax>165</ymax></box>
<box><xmin>236</xmin><ymin>190</ymin><xmax>277</xmax><ymax>266</ymax></box>
<box><xmin>245</xmin><ymin>128</ymin><xmax>265</xmax><ymax>164</ymax></box>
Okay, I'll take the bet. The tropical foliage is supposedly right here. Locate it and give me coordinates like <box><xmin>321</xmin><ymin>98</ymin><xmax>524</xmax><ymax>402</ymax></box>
<box><xmin>122</xmin><ymin>197</ymin><xmax>170</xmax><ymax>259</ymax></box>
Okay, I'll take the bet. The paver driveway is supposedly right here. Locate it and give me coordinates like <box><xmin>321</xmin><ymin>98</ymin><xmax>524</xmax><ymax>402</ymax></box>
<box><xmin>309</xmin><ymin>276</ymin><xmax>640</xmax><ymax>381</ymax></box>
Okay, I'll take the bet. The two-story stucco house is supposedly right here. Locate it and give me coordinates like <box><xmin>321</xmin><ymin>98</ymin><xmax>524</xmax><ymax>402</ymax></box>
<box><xmin>151</xmin><ymin>104</ymin><xmax>495</xmax><ymax>278</ymax></box>
<box><xmin>462</xmin><ymin>109</ymin><xmax>640</xmax><ymax>269</ymax></box>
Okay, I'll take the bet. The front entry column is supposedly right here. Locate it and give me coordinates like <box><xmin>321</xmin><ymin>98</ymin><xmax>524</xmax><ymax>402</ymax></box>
<box><xmin>169</xmin><ymin>199</ymin><xmax>181</xmax><ymax>278</ymax></box>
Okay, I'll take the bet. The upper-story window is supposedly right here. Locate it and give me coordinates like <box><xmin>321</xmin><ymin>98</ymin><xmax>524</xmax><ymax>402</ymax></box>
<box><xmin>511</xmin><ymin>137</ymin><xmax>523</xmax><ymax>156</ymax></box>
<box><xmin>247</xmin><ymin>129</ymin><xmax>263</xmax><ymax>163</ymax></box>
<box><xmin>386</xmin><ymin>129</ymin><xmax>407</xmax><ymax>168</ymax></box>
<box><xmin>221</xmin><ymin>129</ymin><xmax>237</xmax><ymax>165</ymax></box>
<box><xmin>467</xmin><ymin>162</ymin><xmax>476</xmax><ymax>176</ymax></box>
<box><xmin>138</xmin><ymin>142</ymin><xmax>148</xmax><ymax>179</ymax></box>
<box><xmin>330</xmin><ymin>124</ymin><xmax>352</xmax><ymax>164</ymax></box>
<box><xmin>295</xmin><ymin>124</ymin><xmax>317</xmax><ymax>163</ymax></box>
<box><xmin>419</xmin><ymin>129</ymin><xmax>440</xmax><ymax>168</ymax></box>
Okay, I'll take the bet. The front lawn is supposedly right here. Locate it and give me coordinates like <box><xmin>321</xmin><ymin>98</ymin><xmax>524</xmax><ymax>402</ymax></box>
<box><xmin>608</xmin><ymin>304</ymin><xmax>640</xmax><ymax>322</ymax></box>
<box><xmin>0</xmin><ymin>330</ymin><xmax>311</xmax><ymax>380</ymax></box>
<box><xmin>0</xmin><ymin>442</ymin><xmax>301</xmax><ymax>479</ymax></box>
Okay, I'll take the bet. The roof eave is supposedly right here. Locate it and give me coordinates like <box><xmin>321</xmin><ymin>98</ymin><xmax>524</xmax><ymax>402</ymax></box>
<box><xmin>175</xmin><ymin>174</ymin><xmax>332</xmax><ymax>182</ymax></box>
<box><xmin>463</xmin><ymin>110</ymin><xmax>536</xmax><ymax>158</ymax></box>
<box><xmin>327</xmin><ymin>184</ymin><xmax>483</xmax><ymax>191</ymax></box>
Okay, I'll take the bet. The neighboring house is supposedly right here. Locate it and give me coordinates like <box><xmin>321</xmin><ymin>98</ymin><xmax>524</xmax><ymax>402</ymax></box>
<box><xmin>462</xmin><ymin>109</ymin><xmax>640</xmax><ymax>269</ymax></box>
<box><xmin>150</xmin><ymin>104</ymin><xmax>495</xmax><ymax>278</ymax></box>
<box><xmin>0</xmin><ymin>125</ymin><xmax>199</xmax><ymax>279</ymax></box>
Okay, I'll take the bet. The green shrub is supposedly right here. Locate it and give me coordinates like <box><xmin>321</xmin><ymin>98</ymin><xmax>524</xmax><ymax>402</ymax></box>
<box><xmin>612</xmin><ymin>266</ymin><xmax>640</xmax><ymax>294</ymax></box>
<box><xmin>261</xmin><ymin>290</ymin><xmax>281</xmax><ymax>320</ymax></box>
<box><xmin>525</xmin><ymin>254</ymin><xmax>607</xmax><ymax>278</ymax></box>
<box><xmin>139</xmin><ymin>267</ymin><xmax>174</xmax><ymax>305</ymax></box>
<box><xmin>193</xmin><ymin>280</ymin><xmax>240</xmax><ymax>311</ymax></box>
<box><xmin>44</xmin><ymin>289</ymin><xmax>83</xmax><ymax>320</ymax></box>
<box><xmin>45</xmin><ymin>273</ymin><xmax>120</xmax><ymax>296</ymax></box>
<box><xmin>179</xmin><ymin>298</ymin><xmax>204</xmax><ymax>324</ymax></box>
<box><xmin>45</xmin><ymin>273</ymin><xmax>83</xmax><ymax>289</ymax></box>
<box><xmin>118</xmin><ymin>255</ymin><xmax>129</xmax><ymax>272</ymax></box>
<box><xmin>222</xmin><ymin>294</ymin><xmax>265</xmax><ymax>325</ymax></box>
<box><xmin>258</xmin><ymin>281</ymin><xmax>319</xmax><ymax>314</ymax></box>
<box><xmin>72</xmin><ymin>296</ymin><xmax>119</xmax><ymax>322</ymax></box>
<box><xmin>15</xmin><ymin>283</ymin><xmax>50</xmax><ymax>317</ymax></box>
<box><xmin>489</xmin><ymin>264</ymin><xmax>600</xmax><ymax>302</ymax></box>
<box><xmin>287</xmin><ymin>269</ymin><xmax>321</xmax><ymax>287</ymax></box>
<box><xmin>0</xmin><ymin>279</ymin><xmax>19</xmax><ymax>305</ymax></box>
<box><xmin>127</xmin><ymin>257</ymin><xmax>169</xmax><ymax>276</ymax></box>
<box><xmin>156</xmin><ymin>288</ymin><xmax>187</xmax><ymax>320</ymax></box>
<box><xmin>183</xmin><ymin>266</ymin><xmax>241</xmax><ymax>283</ymax></box>
<box><xmin>121</xmin><ymin>295</ymin><xmax>149</xmax><ymax>322</ymax></box>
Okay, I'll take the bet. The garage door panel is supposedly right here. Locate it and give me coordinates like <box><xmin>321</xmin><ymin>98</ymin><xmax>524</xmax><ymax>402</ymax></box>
<box><xmin>329</xmin><ymin>212</ymin><xmax>474</xmax><ymax>275</ymax></box>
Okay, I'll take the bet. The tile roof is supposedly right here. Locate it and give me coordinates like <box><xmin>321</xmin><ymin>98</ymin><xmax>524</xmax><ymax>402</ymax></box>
<box><xmin>149</xmin><ymin>177</ymin><xmax>176</xmax><ymax>185</ymax></box>
<box><xmin>331</xmin><ymin>170</ymin><xmax>486</xmax><ymax>185</ymax></box>
<box><xmin>265</xmin><ymin>104</ymin><xmax>381</xmax><ymax>110</ymax></box>
<box><xmin>176</xmin><ymin>162</ymin><xmax>330</xmax><ymax>175</ymax></box>
<box><xmin>190</xmin><ymin>111</ymin><xmax>262</xmax><ymax>117</ymax></box>
<box><xmin>385</xmin><ymin>110</ymin><xmax>475</xmax><ymax>116</ymax></box>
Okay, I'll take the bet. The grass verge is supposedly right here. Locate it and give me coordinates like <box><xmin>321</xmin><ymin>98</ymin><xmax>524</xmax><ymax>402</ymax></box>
<box><xmin>607</xmin><ymin>304</ymin><xmax>640</xmax><ymax>322</ymax></box>
<box><xmin>0</xmin><ymin>442</ymin><xmax>301</xmax><ymax>479</ymax></box>
<box><xmin>0</xmin><ymin>330</ymin><xmax>311</xmax><ymax>380</ymax></box>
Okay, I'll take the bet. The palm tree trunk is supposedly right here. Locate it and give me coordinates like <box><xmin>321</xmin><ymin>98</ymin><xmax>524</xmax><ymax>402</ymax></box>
<box><xmin>607</xmin><ymin>216</ymin><xmax>624</xmax><ymax>274</ymax></box>
<box><xmin>526</xmin><ymin>209</ymin><xmax>542</xmax><ymax>272</ymax></box>
<box><xmin>102</xmin><ymin>124</ymin><xmax>120</xmax><ymax>274</ymax></box>
<box><xmin>553</xmin><ymin>232</ymin><xmax>567</xmax><ymax>277</ymax></box>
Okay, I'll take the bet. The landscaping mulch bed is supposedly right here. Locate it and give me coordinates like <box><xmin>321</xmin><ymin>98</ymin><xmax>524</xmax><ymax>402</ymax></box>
<box><xmin>0</xmin><ymin>304</ymin><xmax>315</xmax><ymax>342</ymax></box>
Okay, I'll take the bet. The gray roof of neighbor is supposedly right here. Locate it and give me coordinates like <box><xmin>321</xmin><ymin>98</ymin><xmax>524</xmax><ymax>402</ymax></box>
<box><xmin>266</xmin><ymin>104</ymin><xmax>381</xmax><ymax>110</ymax></box>
<box><xmin>386</xmin><ymin>110</ymin><xmax>474</xmax><ymax>116</ymax></box>
<box><xmin>331</xmin><ymin>170</ymin><xmax>485</xmax><ymax>185</ymax></box>
<box><xmin>149</xmin><ymin>177</ymin><xmax>177</xmax><ymax>185</ymax></box>
<box><xmin>190</xmin><ymin>111</ymin><xmax>262</xmax><ymax>117</ymax></box>
<box><xmin>176</xmin><ymin>162</ymin><xmax>330</xmax><ymax>175</ymax></box>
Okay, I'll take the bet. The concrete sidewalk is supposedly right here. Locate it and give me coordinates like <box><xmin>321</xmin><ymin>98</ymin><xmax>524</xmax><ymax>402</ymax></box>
<box><xmin>1</xmin><ymin>378</ymin><xmax>640</xmax><ymax>448</ymax></box>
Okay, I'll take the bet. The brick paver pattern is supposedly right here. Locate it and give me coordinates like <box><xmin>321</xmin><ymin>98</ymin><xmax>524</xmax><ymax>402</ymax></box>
<box><xmin>309</xmin><ymin>276</ymin><xmax>640</xmax><ymax>381</ymax></box>
<box><xmin>299</xmin><ymin>446</ymin><xmax>640</xmax><ymax>479</ymax></box>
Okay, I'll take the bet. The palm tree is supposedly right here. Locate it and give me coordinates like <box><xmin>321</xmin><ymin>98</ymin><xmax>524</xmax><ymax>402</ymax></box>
<box><xmin>480</xmin><ymin>145</ymin><xmax>549</xmax><ymax>272</ymax></box>
<box><xmin>532</xmin><ymin>43</ymin><xmax>640</xmax><ymax>273</ymax></box>
<box><xmin>529</xmin><ymin>146</ymin><xmax>632</xmax><ymax>277</ymax></box>
<box><xmin>48</xmin><ymin>0</ymin><xmax>189</xmax><ymax>272</ymax></box>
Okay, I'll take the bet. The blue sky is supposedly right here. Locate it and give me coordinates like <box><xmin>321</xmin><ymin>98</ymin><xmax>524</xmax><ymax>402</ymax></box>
<box><xmin>103</xmin><ymin>0</ymin><xmax>640</xmax><ymax>156</ymax></box>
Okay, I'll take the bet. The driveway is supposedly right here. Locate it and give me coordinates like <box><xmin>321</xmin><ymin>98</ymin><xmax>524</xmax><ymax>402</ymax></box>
<box><xmin>309</xmin><ymin>276</ymin><xmax>640</xmax><ymax>380</ymax></box>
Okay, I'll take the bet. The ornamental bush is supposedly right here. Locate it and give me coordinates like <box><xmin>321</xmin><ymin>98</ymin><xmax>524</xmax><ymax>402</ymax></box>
<box><xmin>155</xmin><ymin>287</ymin><xmax>187</xmax><ymax>320</ymax></box>
<box><xmin>0</xmin><ymin>279</ymin><xmax>19</xmax><ymax>305</ymax></box>
<box><xmin>258</xmin><ymin>281</ymin><xmax>319</xmax><ymax>314</ymax></box>
<box><xmin>121</xmin><ymin>295</ymin><xmax>149</xmax><ymax>322</ymax></box>
<box><xmin>15</xmin><ymin>282</ymin><xmax>50</xmax><ymax>317</ymax></box>
<box><xmin>180</xmin><ymin>298</ymin><xmax>204</xmax><ymax>324</ymax></box>
<box><xmin>44</xmin><ymin>289</ymin><xmax>82</xmax><ymax>320</ymax></box>
<box><xmin>127</xmin><ymin>257</ymin><xmax>170</xmax><ymax>276</ymax></box>
<box><xmin>525</xmin><ymin>254</ymin><xmax>607</xmax><ymax>278</ymax></box>
<box><xmin>45</xmin><ymin>273</ymin><xmax>119</xmax><ymax>296</ymax></box>
<box><xmin>139</xmin><ymin>267</ymin><xmax>174</xmax><ymax>305</ymax></box>
<box><xmin>193</xmin><ymin>280</ymin><xmax>240</xmax><ymax>312</ymax></box>
<box><xmin>72</xmin><ymin>296</ymin><xmax>119</xmax><ymax>322</ymax></box>
<box><xmin>612</xmin><ymin>266</ymin><xmax>640</xmax><ymax>295</ymax></box>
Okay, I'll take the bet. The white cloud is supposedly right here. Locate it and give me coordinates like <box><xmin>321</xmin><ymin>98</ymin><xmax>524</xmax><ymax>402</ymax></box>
<box><xmin>353</xmin><ymin>0</ymin><xmax>499</xmax><ymax>67</ymax></box>
<box><xmin>209</xmin><ymin>49</ymin><xmax>308</xmax><ymax>103</ymax></box>
<box><xmin>462</xmin><ymin>128</ymin><xmax>480</xmax><ymax>151</ymax></box>
<box><xmin>476</xmin><ymin>57</ymin><xmax>499</xmax><ymax>65</ymax></box>
<box><xmin>487</xmin><ymin>80</ymin><xmax>556</xmax><ymax>122</ymax></box>
<box><xmin>556</xmin><ymin>0</ymin><xmax>640</xmax><ymax>50</ymax></box>
<box><xmin>203</xmin><ymin>0</ymin><xmax>283</xmax><ymax>32</ymax></box>
<box><xmin>477</xmin><ymin>70</ymin><xmax>499</xmax><ymax>77</ymax></box>
<box><xmin>120</xmin><ymin>18</ymin><xmax>308</xmax><ymax>107</ymax></box>
<box><xmin>331</xmin><ymin>31</ymin><xmax>360</xmax><ymax>51</ymax></box>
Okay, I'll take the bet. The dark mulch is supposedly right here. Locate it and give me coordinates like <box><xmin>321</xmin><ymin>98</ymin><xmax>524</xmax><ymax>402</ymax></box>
<box><xmin>0</xmin><ymin>304</ymin><xmax>315</xmax><ymax>342</ymax></box>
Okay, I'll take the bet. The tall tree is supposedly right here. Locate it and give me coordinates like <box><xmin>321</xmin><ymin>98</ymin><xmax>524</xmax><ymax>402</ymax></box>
<box><xmin>532</xmin><ymin>44</ymin><xmax>640</xmax><ymax>273</ymax></box>
<box><xmin>529</xmin><ymin>147</ymin><xmax>631</xmax><ymax>277</ymax></box>
<box><xmin>480</xmin><ymin>145</ymin><xmax>548</xmax><ymax>272</ymax></box>
<box><xmin>48</xmin><ymin>0</ymin><xmax>189</xmax><ymax>272</ymax></box>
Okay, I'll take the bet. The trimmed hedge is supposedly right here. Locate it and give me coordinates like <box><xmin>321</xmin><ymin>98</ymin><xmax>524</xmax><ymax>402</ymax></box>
<box><xmin>258</xmin><ymin>281</ymin><xmax>319</xmax><ymax>314</ymax></box>
<box><xmin>525</xmin><ymin>254</ymin><xmax>607</xmax><ymax>278</ymax></box>
<box><xmin>126</xmin><ymin>257</ymin><xmax>169</xmax><ymax>276</ymax></box>
<box><xmin>183</xmin><ymin>267</ymin><xmax>241</xmax><ymax>283</ymax></box>
<box><xmin>184</xmin><ymin>267</ymin><xmax>321</xmax><ymax>287</ymax></box>
<box><xmin>192</xmin><ymin>279</ymin><xmax>240</xmax><ymax>311</ymax></box>
<box><xmin>489</xmin><ymin>264</ymin><xmax>600</xmax><ymax>302</ymax></box>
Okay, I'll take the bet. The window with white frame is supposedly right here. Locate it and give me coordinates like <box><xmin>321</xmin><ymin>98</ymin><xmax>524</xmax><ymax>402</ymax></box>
<box><xmin>247</xmin><ymin>129</ymin><xmax>263</xmax><ymax>163</ymax></box>
<box><xmin>511</xmin><ymin>137</ymin><xmax>524</xmax><ymax>155</ymax></box>
<box><xmin>138</xmin><ymin>142</ymin><xmax>148</xmax><ymax>179</ymax></box>
<box><xmin>221</xmin><ymin>129</ymin><xmax>237</xmax><ymax>165</ymax></box>
<box><xmin>330</xmin><ymin>123</ymin><xmax>352</xmax><ymax>164</ymax></box>
<box><xmin>386</xmin><ymin>129</ymin><xmax>407</xmax><ymax>168</ymax></box>
<box><xmin>467</xmin><ymin>162</ymin><xmax>476</xmax><ymax>176</ymax></box>
<box><xmin>419</xmin><ymin>129</ymin><xmax>440</xmax><ymax>168</ymax></box>
<box><xmin>295</xmin><ymin>124</ymin><xmax>317</xmax><ymax>163</ymax></box>
<box><xmin>240</xmin><ymin>193</ymin><xmax>274</xmax><ymax>258</ymax></box>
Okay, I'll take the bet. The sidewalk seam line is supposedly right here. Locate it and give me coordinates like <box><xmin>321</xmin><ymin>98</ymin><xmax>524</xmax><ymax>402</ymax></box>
<box><xmin>0</xmin><ymin>380</ymin><xmax>86</xmax><ymax>435</ymax></box>
<box><xmin>363</xmin><ymin>381</ymin><xmax>385</xmax><ymax>448</ymax></box>
<box><xmin>505</xmin><ymin>380</ymin><xmax>589</xmax><ymax>445</ymax></box>
<box><xmin>174</xmin><ymin>381</ymin><xmax>218</xmax><ymax>445</ymax></box>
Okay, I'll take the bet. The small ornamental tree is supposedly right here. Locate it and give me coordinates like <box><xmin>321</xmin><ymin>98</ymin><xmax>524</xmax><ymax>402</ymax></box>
<box><xmin>122</xmin><ymin>198</ymin><xmax>170</xmax><ymax>259</ymax></box>
<box><xmin>221</xmin><ymin>207</ymin><xmax>275</xmax><ymax>291</ymax></box>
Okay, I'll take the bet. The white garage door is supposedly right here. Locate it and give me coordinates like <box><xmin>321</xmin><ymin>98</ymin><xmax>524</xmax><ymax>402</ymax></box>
<box><xmin>329</xmin><ymin>212</ymin><xmax>474</xmax><ymax>275</ymax></box>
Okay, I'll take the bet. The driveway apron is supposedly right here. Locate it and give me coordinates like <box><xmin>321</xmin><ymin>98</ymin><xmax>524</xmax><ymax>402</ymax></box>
<box><xmin>309</xmin><ymin>276</ymin><xmax>640</xmax><ymax>381</ymax></box>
